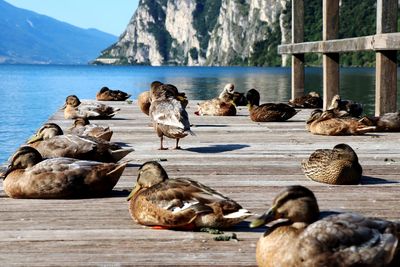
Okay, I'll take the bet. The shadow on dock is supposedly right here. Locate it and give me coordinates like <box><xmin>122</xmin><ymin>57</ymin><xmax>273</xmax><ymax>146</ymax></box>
<box><xmin>186</xmin><ymin>144</ymin><xmax>250</xmax><ymax>153</ymax></box>
<box><xmin>360</xmin><ymin>176</ymin><xmax>398</xmax><ymax>185</ymax></box>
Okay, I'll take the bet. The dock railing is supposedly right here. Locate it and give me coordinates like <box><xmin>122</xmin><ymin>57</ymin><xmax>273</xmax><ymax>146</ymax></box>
<box><xmin>278</xmin><ymin>0</ymin><xmax>398</xmax><ymax>116</ymax></box>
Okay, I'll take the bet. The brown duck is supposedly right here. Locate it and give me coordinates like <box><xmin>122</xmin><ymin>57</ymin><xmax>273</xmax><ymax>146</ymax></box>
<box><xmin>288</xmin><ymin>91</ymin><xmax>323</xmax><ymax>108</ymax></box>
<box><xmin>250</xmin><ymin>185</ymin><xmax>400</xmax><ymax>267</ymax></box>
<box><xmin>328</xmin><ymin>94</ymin><xmax>363</xmax><ymax>117</ymax></box>
<box><xmin>301</xmin><ymin>143</ymin><xmax>362</xmax><ymax>184</ymax></box>
<box><xmin>63</xmin><ymin>95</ymin><xmax>120</xmax><ymax>119</ymax></box>
<box><xmin>127</xmin><ymin>161</ymin><xmax>251</xmax><ymax>229</ymax></box>
<box><xmin>359</xmin><ymin>111</ymin><xmax>400</xmax><ymax>132</ymax></box>
<box><xmin>246</xmin><ymin>89</ymin><xmax>298</xmax><ymax>122</ymax></box>
<box><xmin>149</xmin><ymin>84</ymin><xmax>193</xmax><ymax>150</ymax></box>
<box><xmin>69</xmin><ymin>117</ymin><xmax>113</xmax><ymax>141</ymax></box>
<box><xmin>1</xmin><ymin>146</ymin><xmax>126</xmax><ymax>198</ymax></box>
<box><xmin>195</xmin><ymin>83</ymin><xmax>237</xmax><ymax>116</ymax></box>
<box><xmin>96</xmin><ymin>86</ymin><xmax>131</xmax><ymax>101</ymax></box>
<box><xmin>27</xmin><ymin>123</ymin><xmax>133</xmax><ymax>162</ymax></box>
<box><xmin>306</xmin><ymin>109</ymin><xmax>375</xmax><ymax>135</ymax></box>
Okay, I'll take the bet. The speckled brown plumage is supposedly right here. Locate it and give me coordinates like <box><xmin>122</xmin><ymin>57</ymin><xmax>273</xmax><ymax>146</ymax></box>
<box><xmin>289</xmin><ymin>91</ymin><xmax>323</xmax><ymax>108</ymax></box>
<box><xmin>27</xmin><ymin>123</ymin><xmax>133</xmax><ymax>162</ymax></box>
<box><xmin>137</xmin><ymin>91</ymin><xmax>151</xmax><ymax>115</ymax></box>
<box><xmin>328</xmin><ymin>94</ymin><xmax>363</xmax><ymax>117</ymax></box>
<box><xmin>96</xmin><ymin>86</ymin><xmax>131</xmax><ymax>101</ymax></box>
<box><xmin>63</xmin><ymin>95</ymin><xmax>120</xmax><ymax>119</ymax></box>
<box><xmin>195</xmin><ymin>98</ymin><xmax>237</xmax><ymax>116</ymax></box>
<box><xmin>306</xmin><ymin>109</ymin><xmax>375</xmax><ymax>135</ymax></box>
<box><xmin>250</xmin><ymin>185</ymin><xmax>400</xmax><ymax>267</ymax></box>
<box><xmin>301</xmin><ymin>143</ymin><xmax>362</xmax><ymax>184</ymax></box>
<box><xmin>359</xmin><ymin>112</ymin><xmax>400</xmax><ymax>132</ymax></box>
<box><xmin>69</xmin><ymin>117</ymin><xmax>113</xmax><ymax>141</ymax></box>
<box><xmin>1</xmin><ymin>146</ymin><xmax>126</xmax><ymax>198</ymax></box>
<box><xmin>127</xmin><ymin>161</ymin><xmax>251</xmax><ymax>229</ymax></box>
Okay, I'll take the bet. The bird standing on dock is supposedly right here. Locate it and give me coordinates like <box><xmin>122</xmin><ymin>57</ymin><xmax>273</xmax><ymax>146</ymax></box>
<box><xmin>301</xmin><ymin>143</ymin><xmax>362</xmax><ymax>184</ymax></box>
<box><xmin>96</xmin><ymin>86</ymin><xmax>131</xmax><ymax>101</ymax></box>
<box><xmin>250</xmin><ymin>185</ymin><xmax>400</xmax><ymax>267</ymax></box>
<box><xmin>27</xmin><ymin>123</ymin><xmax>133</xmax><ymax>162</ymax></box>
<box><xmin>306</xmin><ymin>109</ymin><xmax>375</xmax><ymax>135</ymax></box>
<box><xmin>137</xmin><ymin>81</ymin><xmax>164</xmax><ymax>116</ymax></box>
<box><xmin>288</xmin><ymin>91</ymin><xmax>323</xmax><ymax>108</ymax></box>
<box><xmin>149</xmin><ymin>84</ymin><xmax>193</xmax><ymax>150</ymax></box>
<box><xmin>246</xmin><ymin>89</ymin><xmax>298</xmax><ymax>122</ymax></box>
<box><xmin>195</xmin><ymin>83</ymin><xmax>237</xmax><ymax>116</ymax></box>
<box><xmin>127</xmin><ymin>161</ymin><xmax>252</xmax><ymax>229</ymax></box>
<box><xmin>1</xmin><ymin>146</ymin><xmax>126</xmax><ymax>199</ymax></box>
<box><xmin>63</xmin><ymin>95</ymin><xmax>120</xmax><ymax>119</ymax></box>
<box><xmin>68</xmin><ymin>117</ymin><xmax>113</xmax><ymax>141</ymax></box>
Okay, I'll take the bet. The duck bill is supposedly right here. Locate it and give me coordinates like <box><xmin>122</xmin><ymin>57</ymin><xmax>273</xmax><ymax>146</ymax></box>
<box><xmin>27</xmin><ymin>134</ymin><xmax>42</xmax><ymax>144</ymax></box>
<box><xmin>249</xmin><ymin>207</ymin><xmax>276</xmax><ymax>228</ymax></box>
<box><xmin>1</xmin><ymin>165</ymin><xmax>14</xmax><ymax>179</ymax></box>
<box><xmin>126</xmin><ymin>184</ymin><xmax>141</xmax><ymax>201</ymax></box>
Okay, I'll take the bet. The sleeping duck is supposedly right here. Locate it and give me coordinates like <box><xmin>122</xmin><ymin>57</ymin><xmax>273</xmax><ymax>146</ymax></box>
<box><xmin>27</xmin><ymin>123</ymin><xmax>133</xmax><ymax>162</ymax></box>
<box><xmin>246</xmin><ymin>89</ymin><xmax>298</xmax><ymax>122</ymax></box>
<box><xmin>1</xmin><ymin>146</ymin><xmax>126</xmax><ymax>199</ymax></box>
<box><xmin>96</xmin><ymin>86</ymin><xmax>131</xmax><ymax>101</ymax></box>
<box><xmin>250</xmin><ymin>185</ymin><xmax>400</xmax><ymax>267</ymax></box>
<box><xmin>288</xmin><ymin>91</ymin><xmax>323</xmax><ymax>108</ymax></box>
<box><xmin>306</xmin><ymin>109</ymin><xmax>375</xmax><ymax>135</ymax></box>
<box><xmin>127</xmin><ymin>161</ymin><xmax>252</xmax><ymax>229</ymax></box>
<box><xmin>69</xmin><ymin>117</ymin><xmax>113</xmax><ymax>141</ymax></box>
<box><xmin>196</xmin><ymin>83</ymin><xmax>237</xmax><ymax>116</ymax></box>
<box><xmin>149</xmin><ymin>84</ymin><xmax>193</xmax><ymax>150</ymax></box>
<box><xmin>63</xmin><ymin>95</ymin><xmax>120</xmax><ymax>119</ymax></box>
<box><xmin>359</xmin><ymin>111</ymin><xmax>400</xmax><ymax>132</ymax></box>
<box><xmin>302</xmin><ymin>143</ymin><xmax>362</xmax><ymax>185</ymax></box>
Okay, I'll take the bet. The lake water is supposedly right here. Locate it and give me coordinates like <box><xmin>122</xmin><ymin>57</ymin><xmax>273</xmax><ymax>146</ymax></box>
<box><xmin>0</xmin><ymin>64</ymin><xmax>399</xmax><ymax>163</ymax></box>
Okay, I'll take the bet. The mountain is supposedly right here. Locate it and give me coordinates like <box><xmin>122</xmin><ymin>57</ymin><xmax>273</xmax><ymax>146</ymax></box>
<box><xmin>95</xmin><ymin>0</ymin><xmax>385</xmax><ymax>67</ymax></box>
<box><xmin>94</xmin><ymin>0</ymin><xmax>290</xmax><ymax>66</ymax></box>
<box><xmin>0</xmin><ymin>0</ymin><xmax>117</xmax><ymax>64</ymax></box>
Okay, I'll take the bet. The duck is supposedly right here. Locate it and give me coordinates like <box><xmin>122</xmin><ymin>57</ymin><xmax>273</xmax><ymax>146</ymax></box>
<box><xmin>288</xmin><ymin>91</ymin><xmax>323</xmax><ymax>108</ymax></box>
<box><xmin>246</xmin><ymin>89</ymin><xmax>298</xmax><ymax>122</ymax></box>
<box><xmin>137</xmin><ymin>91</ymin><xmax>151</xmax><ymax>116</ymax></box>
<box><xmin>69</xmin><ymin>117</ymin><xmax>113</xmax><ymax>141</ymax></box>
<box><xmin>359</xmin><ymin>111</ymin><xmax>400</xmax><ymax>132</ymax></box>
<box><xmin>149</xmin><ymin>84</ymin><xmax>193</xmax><ymax>150</ymax></box>
<box><xmin>63</xmin><ymin>95</ymin><xmax>120</xmax><ymax>119</ymax></box>
<box><xmin>150</xmin><ymin>81</ymin><xmax>188</xmax><ymax>108</ymax></box>
<box><xmin>127</xmin><ymin>161</ymin><xmax>252</xmax><ymax>229</ymax></box>
<box><xmin>1</xmin><ymin>146</ymin><xmax>126</xmax><ymax>199</ymax></box>
<box><xmin>195</xmin><ymin>84</ymin><xmax>237</xmax><ymax>116</ymax></box>
<box><xmin>96</xmin><ymin>86</ymin><xmax>131</xmax><ymax>101</ymax></box>
<box><xmin>301</xmin><ymin>143</ymin><xmax>362</xmax><ymax>184</ymax></box>
<box><xmin>27</xmin><ymin>123</ymin><xmax>133</xmax><ymax>162</ymax></box>
<box><xmin>328</xmin><ymin>94</ymin><xmax>363</xmax><ymax>117</ymax></box>
<box><xmin>306</xmin><ymin>109</ymin><xmax>375</xmax><ymax>135</ymax></box>
<box><xmin>218</xmin><ymin>83</ymin><xmax>247</xmax><ymax>106</ymax></box>
<box><xmin>250</xmin><ymin>185</ymin><xmax>400</xmax><ymax>267</ymax></box>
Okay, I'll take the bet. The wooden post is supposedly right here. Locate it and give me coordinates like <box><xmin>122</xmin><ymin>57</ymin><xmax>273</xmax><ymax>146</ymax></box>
<box><xmin>375</xmin><ymin>0</ymin><xmax>398</xmax><ymax>116</ymax></box>
<box><xmin>291</xmin><ymin>0</ymin><xmax>304</xmax><ymax>100</ymax></box>
<box><xmin>322</xmin><ymin>0</ymin><xmax>339</xmax><ymax>110</ymax></box>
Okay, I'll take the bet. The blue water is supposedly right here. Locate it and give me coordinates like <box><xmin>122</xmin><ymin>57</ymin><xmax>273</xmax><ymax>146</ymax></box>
<box><xmin>0</xmin><ymin>65</ymin><xmax>398</xmax><ymax>163</ymax></box>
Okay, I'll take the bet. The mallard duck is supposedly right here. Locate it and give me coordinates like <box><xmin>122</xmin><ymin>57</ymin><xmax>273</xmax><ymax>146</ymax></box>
<box><xmin>1</xmin><ymin>146</ymin><xmax>126</xmax><ymax>198</ymax></box>
<box><xmin>195</xmin><ymin>83</ymin><xmax>237</xmax><ymax>116</ymax></box>
<box><xmin>69</xmin><ymin>117</ymin><xmax>113</xmax><ymax>141</ymax></box>
<box><xmin>137</xmin><ymin>91</ymin><xmax>151</xmax><ymax>116</ymax></box>
<box><xmin>96</xmin><ymin>86</ymin><xmax>131</xmax><ymax>101</ymax></box>
<box><xmin>150</xmin><ymin>81</ymin><xmax>188</xmax><ymax>108</ymax></box>
<box><xmin>288</xmin><ymin>91</ymin><xmax>323</xmax><ymax>108</ymax></box>
<box><xmin>149</xmin><ymin>84</ymin><xmax>193</xmax><ymax>150</ymax></box>
<box><xmin>328</xmin><ymin>94</ymin><xmax>363</xmax><ymax>117</ymax></box>
<box><xmin>127</xmin><ymin>161</ymin><xmax>251</xmax><ymax>229</ymax></box>
<box><xmin>306</xmin><ymin>109</ymin><xmax>375</xmax><ymax>135</ymax></box>
<box><xmin>27</xmin><ymin>123</ymin><xmax>133</xmax><ymax>162</ymax></box>
<box><xmin>301</xmin><ymin>143</ymin><xmax>362</xmax><ymax>184</ymax></box>
<box><xmin>250</xmin><ymin>185</ymin><xmax>400</xmax><ymax>267</ymax></box>
<box><xmin>359</xmin><ymin>112</ymin><xmax>400</xmax><ymax>132</ymax></box>
<box><xmin>217</xmin><ymin>83</ymin><xmax>247</xmax><ymax>106</ymax></box>
<box><xmin>246</xmin><ymin>89</ymin><xmax>298</xmax><ymax>122</ymax></box>
<box><xmin>63</xmin><ymin>95</ymin><xmax>120</xmax><ymax>119</ymax></box>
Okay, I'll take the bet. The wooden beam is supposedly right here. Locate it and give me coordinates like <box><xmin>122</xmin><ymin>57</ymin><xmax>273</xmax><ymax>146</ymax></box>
<box><xmin>278</xmin><ymin>33</ymin><xmax>400</xmax><ymax>54</ymax></box>
<box><xmin>291</xmin><ymin>0</ymin><xmax>304</xmax><ymax>100</ymax></box>
<box><xmin>375</xmin><ymin>0</ymin><xmax>398</xmax><ymax>116</ymax></box>
<box><xmin>322</xmin><ymin>0</ymin><xmax>339</xmax><ymax>110</ymax></box>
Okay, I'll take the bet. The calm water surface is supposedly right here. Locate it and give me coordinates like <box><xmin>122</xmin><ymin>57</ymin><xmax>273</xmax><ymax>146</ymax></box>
<box><xmin>0</xmin><ymin>65</ymin><xmax>399</xmax><ymax>163</ymax></box>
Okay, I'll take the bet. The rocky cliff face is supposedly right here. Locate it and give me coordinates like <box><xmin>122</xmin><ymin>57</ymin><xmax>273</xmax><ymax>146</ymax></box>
<box><xmin>95</xmin><ymin>0</ymin><xmax>290</xmax><ymax>66</ymax></box>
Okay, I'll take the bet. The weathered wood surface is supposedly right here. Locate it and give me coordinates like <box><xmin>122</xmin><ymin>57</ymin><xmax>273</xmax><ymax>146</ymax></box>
<box><xmin>1</xmin><ymin>100</ymin><xmax>400</xmax><ymax>266</ymax></box>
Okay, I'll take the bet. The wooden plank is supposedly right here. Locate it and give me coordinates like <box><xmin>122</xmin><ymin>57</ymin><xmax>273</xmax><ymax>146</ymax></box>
<box><xmin>291</xmin><ymin>0</ymin><xmax>305</xmax><ymax>100</ymax></box>
<box><xmin>322</xmin><ymin>0</ymin><xmax>339</xmax><ymax>110</ymax></box>
<box><xmin>1</xmin><ymin>100</ymin><xmax>400</xmax><ymax>266</ymax></box>
<box><xmin>375</xmin><ymin>0</ymin><xmax>398</xmax><ymax>116</ymax></box>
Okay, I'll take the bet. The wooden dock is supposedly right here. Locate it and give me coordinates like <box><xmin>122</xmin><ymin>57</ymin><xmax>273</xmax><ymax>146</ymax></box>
<box><xmin>1</xmin><ymin>100</ymin><xmax>400</xmax><ymax>266</ymax></box>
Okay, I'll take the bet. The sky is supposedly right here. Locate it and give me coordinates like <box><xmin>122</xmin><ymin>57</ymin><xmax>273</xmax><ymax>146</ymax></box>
<box><xmin>4</xmin><ymin>0</ymin><xmax>139</xmax><ymax>36</ymax></box>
